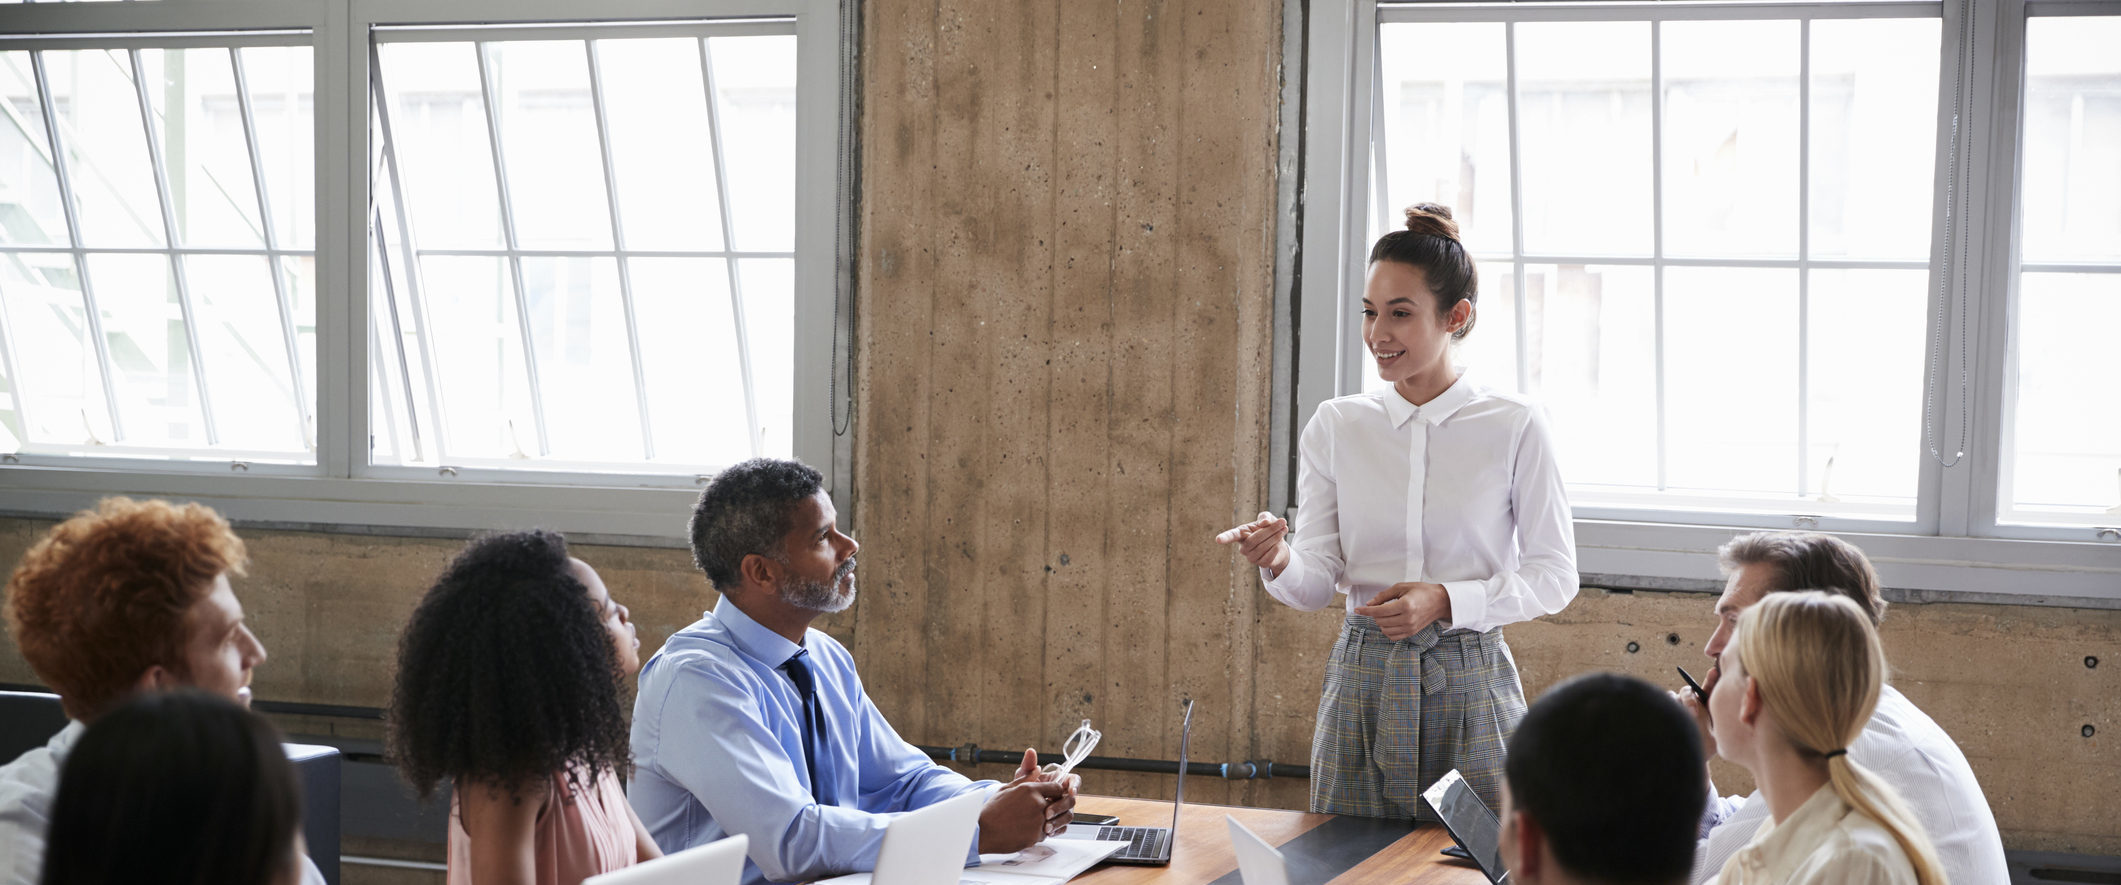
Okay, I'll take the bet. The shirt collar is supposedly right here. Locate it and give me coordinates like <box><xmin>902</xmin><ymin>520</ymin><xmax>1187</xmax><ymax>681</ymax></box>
<box><xmin>46</xmin><ymin>719</ymin><xmax>85</xmax><ymax>767</ymax></box>
<box><xmin>710</xmin><ymin>597</ymin><xmax>806</xmax><ymax>669</ymax></box>
<box><xmin>1382</xmin><ymin>369</ymin><xmax>1476</xmax><ymax>429</ymax></box>
<box><xmin>1732</xmin><ymin>784</ymin><xmax>1849</xmax><ymax>881</ymax></box>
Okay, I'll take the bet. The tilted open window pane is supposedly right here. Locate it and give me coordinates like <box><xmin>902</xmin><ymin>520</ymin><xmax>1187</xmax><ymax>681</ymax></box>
<box><xmin>0</xmin><ymin>41</ymin><xmax>314</xmax><ymax>462</ymax></box>
<box><xmin>368</xmin><ymin>27</ymin><xmax>798</xmax><ymax>472</ymax></box>
<box><xmin>1367</xmin><ymin>14</ymin><xmax>1937</xmax><ymax>521</ymax></box>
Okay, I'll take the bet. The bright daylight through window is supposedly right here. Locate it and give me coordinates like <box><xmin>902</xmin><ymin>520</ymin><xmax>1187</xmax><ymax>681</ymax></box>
<box><xmin>1368</xmin><ymin>13</ymin><xmax>1941</xmax><ymax>522</ymax></box>
<box><xmin>368</xmin><ymin>30</ymin><xmax>798</xmax><ymax>472</ymax></box>
<box><xmin>2007</xmin><ymin>15</ymin><xmax>2121</xmax><ymax>529</ymax></box>
<box><xmin>0</xmin><ymin>44</ymin><xmax>316</xmax><ymax>462</ymax></box>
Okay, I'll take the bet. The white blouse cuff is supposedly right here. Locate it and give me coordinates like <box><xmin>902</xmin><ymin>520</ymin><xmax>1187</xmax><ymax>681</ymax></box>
<box><xmin>1441</xmin><ymin>579</ymin><xmax>1488</xmax><ymax>632</ymax></box>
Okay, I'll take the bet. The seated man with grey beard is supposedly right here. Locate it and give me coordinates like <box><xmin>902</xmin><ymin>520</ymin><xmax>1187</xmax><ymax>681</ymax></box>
<box><xmin>628</xmin><ymin>458</ymin><xmax>1076</xmax><ymax>885</ymax></box>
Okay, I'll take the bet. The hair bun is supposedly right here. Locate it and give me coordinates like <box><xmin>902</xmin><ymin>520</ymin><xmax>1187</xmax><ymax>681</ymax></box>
<box><xmin>1403</xmin><ymin>203</ymin><xmax>1460</xmax><ymax>242</ymax></box>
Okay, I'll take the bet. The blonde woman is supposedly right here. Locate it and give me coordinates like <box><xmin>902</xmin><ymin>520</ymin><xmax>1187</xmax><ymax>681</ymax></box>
<box><xmin>1706</xmin><ymin>592</ymin><xmax>1947</xmax><ymax>885</ymax></box>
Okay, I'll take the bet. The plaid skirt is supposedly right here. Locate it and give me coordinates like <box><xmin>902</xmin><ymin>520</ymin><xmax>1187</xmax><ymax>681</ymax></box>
<box><xmin>1309</xmin><ymin>614</ymin><xmax>1527</xmax><ymax>820</ymax></box>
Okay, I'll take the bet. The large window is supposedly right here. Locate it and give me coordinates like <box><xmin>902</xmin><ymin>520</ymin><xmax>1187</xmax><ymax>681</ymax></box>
<box><xmin>368</xmin><ymin>27</ymin><xmax>799</xmax><ymax>472</ymax></box>
<box><xmin>0</xmin><ymin>0</ymin><xmax>849</xmax><ymax>538</ymax></box>
<box><xmin>1364</xmin><ymin>13</ymin><xmax>1939</xmax><ymax>522</ymax></box>
<box><xmin>1297</xmin><ymin>0</ymin><xmax>2121</xmax><ymax>597</ymax></box>
<box><xmin>0</xmin><ymin>42</ymin><xmax>316</xmax><ymax>461</ymax></box>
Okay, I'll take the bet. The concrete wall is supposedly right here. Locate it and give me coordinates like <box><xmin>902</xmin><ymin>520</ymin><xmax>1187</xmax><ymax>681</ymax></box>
<box><xmin>847</xmin><ymin>0</ymin><xmax>1284</xmax><ymax>813</ymax></box>
<box><xmin>3</xmin><ymin>519</ymin><xmax>2114</xmax><ymax>861</ymax></box>
<box><xmin>1</xmin><ymin>0</ymin><xmax>2116</xmax><ymax>877</ymax></box>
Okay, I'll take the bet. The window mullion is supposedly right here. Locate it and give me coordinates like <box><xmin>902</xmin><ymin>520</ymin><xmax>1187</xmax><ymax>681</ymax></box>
<box><xmin>472</xmin><ymin>41</ymin><xmax>551</xmax><ymax>457</ymax></box>
<box><xmin>1369</xmin><ymin>24</ymin><xmax>1391</xmax><ymax>240</ymax></box>
<box><xmin>1963</xmin><ymin>0</ymin><xmax>2030</xmax><ymax>535</ymax></box>
<box><xmin>30</xmin><ymin>50</ymin><xmax>126</xmax><ymax>443</ymax></box>
<box><xmin>583</xmin><ymin>40</ymin><xmax>656</xmax><ymax>461</ymax></box>
<box><xmin>1504</xmin><ymin>21</ymin><xmax>1529</xmax><ymax>395</ymax></box>
<box><xmin>129</xmin><ymin>48</ymin><xmax>221</xmax><ymax>447</ymax></box>
<box><xmin>1798</xmin><ymin>19</ymin><xmax>1812</xmax><ymax>499</ymax></box>
<box><xmin>698</xmin><ymin>37</ymin><xmax>763</xmax><ymax>459</ymax></box>
<box><xmin>231</xmin><ymin>47</ymin><xmax>316</xmax><ymax>451</ymax></box>
<box><xmin>1926</xmin><ymin>0</ymin><xmax>1990</xmax><ymax>536</ymax></box>
<box><xmin>1650</xmin><ymin>20</ymin><xmax>1668</xmax><ymax>492</ymax></box>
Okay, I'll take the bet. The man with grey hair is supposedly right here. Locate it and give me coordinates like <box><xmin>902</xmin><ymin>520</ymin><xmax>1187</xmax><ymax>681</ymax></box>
<box><xmin>628</xmin><ymin>458</ymin><xmax>1076</xmax><ymax>885</ymax></box>
<box><xmin>1676</xmin><ymin>531</ymin><xmax>2007</xmax><ymax>885</ymax></box>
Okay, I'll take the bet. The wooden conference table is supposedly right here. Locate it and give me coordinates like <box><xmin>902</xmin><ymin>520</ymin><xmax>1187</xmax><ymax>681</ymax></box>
<box><xmin>1067</xmin><ymin>795</ymin><xmax>1489</xmax><ymax>885</ymax></box>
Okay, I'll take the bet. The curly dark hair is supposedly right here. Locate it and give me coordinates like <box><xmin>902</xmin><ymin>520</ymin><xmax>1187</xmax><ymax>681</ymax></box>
<box><xmin>690</xmin><ymin>458</ymin><xmax>825</xmax><ymax>591</ymax></box>
<box><xmin>387</xmin><ymin>530</ymin><xmax>631</xmax><ymax>799</ymax></box>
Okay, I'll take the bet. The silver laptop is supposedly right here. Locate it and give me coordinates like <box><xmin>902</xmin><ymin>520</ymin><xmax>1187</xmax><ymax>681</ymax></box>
<box><xmin>1225</xmin><ymin>816</ymin><xmax>1291</xmax><ymax>885</ymax></box>
<box><xmin>1055</xmin><ymin>697</ymin><xmax>1193</xmax><ymax>865</ymax></box>
<box><xmin>583</xmin><ymin>833</ymin><xmax>749</xmax><ymax>885</ymax></box>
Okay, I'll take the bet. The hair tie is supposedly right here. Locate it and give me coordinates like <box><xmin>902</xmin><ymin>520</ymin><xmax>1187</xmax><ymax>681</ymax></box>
<box><xmin>1823</xmin><ymin>749</ymin><xmax>1849</xmax><ymax>759</ymax></box>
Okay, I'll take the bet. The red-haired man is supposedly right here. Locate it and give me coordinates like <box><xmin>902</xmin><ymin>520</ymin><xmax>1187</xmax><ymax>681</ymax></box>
<box><xmin>0</xmin><ymin>498</ymin><xmax>323</xmax><ymax>885</ymax></box>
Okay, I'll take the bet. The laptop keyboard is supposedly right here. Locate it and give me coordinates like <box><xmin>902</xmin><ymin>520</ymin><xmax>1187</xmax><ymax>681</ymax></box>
<box><xmin>1096</xmin><ymin>826</ymin><xmax>1169</xmax><ymax>859</ymax></box>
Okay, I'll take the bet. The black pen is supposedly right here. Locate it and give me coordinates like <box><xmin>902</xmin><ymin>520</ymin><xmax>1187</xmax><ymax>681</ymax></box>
<box><xmin>1676</xmin><ymin>666</ymin><xmax>1709</xmax><ymax>705</ymax></box>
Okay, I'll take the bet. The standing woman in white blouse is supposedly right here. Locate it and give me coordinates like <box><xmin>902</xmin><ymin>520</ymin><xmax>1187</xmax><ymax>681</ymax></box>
<box><xmin>1705</xmin><ymin>592</ymin><xmax>1945</xmax><ymax>885</ymax></box>
<box><xmin>1217</xmin><ymin>203</ymin><xmax>1577</xmax><ymax>819</ymax></box>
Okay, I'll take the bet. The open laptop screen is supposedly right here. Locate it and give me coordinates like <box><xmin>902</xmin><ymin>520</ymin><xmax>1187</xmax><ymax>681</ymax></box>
<box><xmin>1420</xmin><ymin>769</ymin><xmax>1507</xmax><ymax>884</ymax></box>
<box><xmin>1169</xmin><ymin>698</ymin><xmax>1193</xmax><ymax>832</ymax></box>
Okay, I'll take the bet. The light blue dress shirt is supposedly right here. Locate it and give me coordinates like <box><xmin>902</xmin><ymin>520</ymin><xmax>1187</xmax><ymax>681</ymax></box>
<box><xmin>629</xmin><ymin>600</ymin><xmax>994</xmax><ymax>885</ymax></box>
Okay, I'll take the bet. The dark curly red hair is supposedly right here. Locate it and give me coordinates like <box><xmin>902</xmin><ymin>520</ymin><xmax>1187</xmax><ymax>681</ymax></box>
<box><xmin>4</xmin><ymin>498</ymin><xmax>248</xmax><ymax>721</ymax></box>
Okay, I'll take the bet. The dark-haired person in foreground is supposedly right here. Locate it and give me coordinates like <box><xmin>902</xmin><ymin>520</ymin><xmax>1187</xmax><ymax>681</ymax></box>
<box><xmin>0</xmin><ymin>498</ymin><xmax>325</xmax><ymax>885</ymax></box>
<box><xmin>1499</xmin><ymin>673</ymin><xmax>1706</xmax><ymax>885</ymax></box>
<box><xmin>1676</xmin><ymin>532</ymin><xmax>2005</xmax><ymax>885</ymax></box>
<box><xmin>39</xmin><ymin>690</ymin><xmax>305</xmax><ymax>885</ymax></box>
<box><xmin>389</xmin><ymin>530</ymin><xmax>662</xmax><ymax>885</ymax></box>
<box><xmin>629</xmin><ymin>458</ymin><xmax>1077</xmax><ymax>885</ymax></box>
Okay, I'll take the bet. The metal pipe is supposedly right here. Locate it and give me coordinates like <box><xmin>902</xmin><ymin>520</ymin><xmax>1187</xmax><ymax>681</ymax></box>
<box><xmin>0</xmin><ymin>682</ymin><xmax>1309</xmax><ymax>782</ymax></box>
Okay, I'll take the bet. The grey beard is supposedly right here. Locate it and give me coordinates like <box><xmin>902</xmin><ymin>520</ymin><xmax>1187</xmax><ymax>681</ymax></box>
<box><xmin>781</xmin><ymin>559</ymin><xmax>856</xmax><ymax>613</ymax></box>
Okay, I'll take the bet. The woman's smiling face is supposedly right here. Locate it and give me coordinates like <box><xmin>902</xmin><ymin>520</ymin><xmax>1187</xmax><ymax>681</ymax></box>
<box><xmin>1361</xmin><ymin>259</ymin><xmax>1463</xmax><ymax>387</ymax></box>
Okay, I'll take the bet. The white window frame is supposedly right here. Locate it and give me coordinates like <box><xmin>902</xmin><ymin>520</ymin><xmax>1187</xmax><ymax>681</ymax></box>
<box><xmin>1292</xmin><ymin>0</ymin><xmax>2121</xmax><ymax>601</ymax></box>
<box><xmin>0</xmin><ymin>0</ymin><xmax>853</xmax><ymax>542</ymax></box>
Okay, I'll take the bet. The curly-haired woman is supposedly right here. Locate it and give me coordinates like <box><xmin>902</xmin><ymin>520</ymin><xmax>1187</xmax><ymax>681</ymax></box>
<box><xmin>389</xmin><ymin>530</ymin><xmax>662</xmax><ymax>885</ymax></box>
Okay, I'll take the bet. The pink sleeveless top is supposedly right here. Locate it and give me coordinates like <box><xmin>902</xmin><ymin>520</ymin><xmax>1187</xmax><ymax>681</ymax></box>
<box><xmin>446</xmin><ymin>767</ymin><xmax>638</xmax><ymax>885</ymax></box>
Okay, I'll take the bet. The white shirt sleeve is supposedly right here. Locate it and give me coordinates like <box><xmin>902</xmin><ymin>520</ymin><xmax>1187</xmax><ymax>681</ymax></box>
<box><xmin>1439</xmin><ymin>405</ymin><xmax>1578</xmax><ymax>634</ymax></box>
<box><xmin>1261</xmin><ymin>409</ymin><xmax>1345</xmax><ymax>612</ymax></box>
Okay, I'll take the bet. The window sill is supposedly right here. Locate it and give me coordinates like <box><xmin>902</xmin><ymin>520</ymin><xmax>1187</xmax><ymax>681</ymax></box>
<box><xmin>0</xmin><ymin>462</ymin><xmax>706</xmax><ymax>545</ymax></box>
<box><xmin>1575</xmin><ymin>519</ymin><xmax>2121</xmax><ymax>608</ymax></box>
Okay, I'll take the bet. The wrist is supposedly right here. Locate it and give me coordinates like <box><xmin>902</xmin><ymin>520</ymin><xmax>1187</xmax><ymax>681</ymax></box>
<box><xmin>1266</xmin><ymin>549</ymin><xmax>1291</xmax><ymax>579</ymax></box>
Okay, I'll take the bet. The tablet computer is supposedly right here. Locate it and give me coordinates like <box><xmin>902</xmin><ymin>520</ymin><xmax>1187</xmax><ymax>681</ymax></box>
<box><xmin>1420</xmin><ymin>769</ymin><xmax>1508</xmax><ymax>884</ymax></box>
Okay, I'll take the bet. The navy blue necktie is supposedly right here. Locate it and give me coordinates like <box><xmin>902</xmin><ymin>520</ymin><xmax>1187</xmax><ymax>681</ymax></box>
<box><xmin>780</xmin><ymin>650</ymin><xmax>831</xmax><ymax>804</ymax></box>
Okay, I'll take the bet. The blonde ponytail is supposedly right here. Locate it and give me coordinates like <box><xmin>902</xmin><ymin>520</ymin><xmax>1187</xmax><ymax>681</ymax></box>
<box><xmin>1737</xmin><ymin>593</ymin><xmax>1949</xmax><ymax>885</ymax></box>
<box><xmin>1828</xmin><ymin>757</ymin><xmax>1949</xmax><ymax>885</ymax></box>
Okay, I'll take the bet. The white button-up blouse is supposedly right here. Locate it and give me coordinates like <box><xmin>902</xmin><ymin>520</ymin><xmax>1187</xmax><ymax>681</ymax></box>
<box><xmin>1261</xmin><ymin>372</ymin><xmax>1578</xmax><ymax>635</ymax></box>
